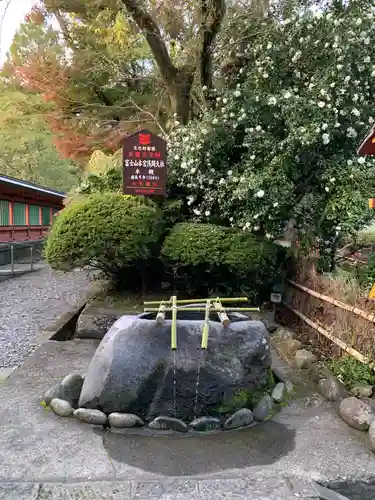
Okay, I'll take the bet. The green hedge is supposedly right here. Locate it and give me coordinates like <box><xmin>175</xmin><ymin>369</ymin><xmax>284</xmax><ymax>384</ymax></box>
<box><xmin>161</xmin><ymin>222</ymin><xmax>287</xmax><ymax>302</ymax></box>
<box><xmin>44</xmin><ymin>193</ymin><xmax>163</xmax><ymax>284</ymax></box>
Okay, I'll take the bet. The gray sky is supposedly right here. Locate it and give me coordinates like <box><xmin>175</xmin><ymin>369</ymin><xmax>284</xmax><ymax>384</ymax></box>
<box><xmin>0</xmin><ymin>0</ymin><xmax>36</xmax><ymax>64</ymax></box>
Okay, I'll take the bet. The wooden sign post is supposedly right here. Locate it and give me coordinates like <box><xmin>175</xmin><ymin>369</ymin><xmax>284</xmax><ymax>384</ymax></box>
<box><xmin>122</xmin><ymin>129</ymin><xmax>167</xmax><ymax>196</ymax></box>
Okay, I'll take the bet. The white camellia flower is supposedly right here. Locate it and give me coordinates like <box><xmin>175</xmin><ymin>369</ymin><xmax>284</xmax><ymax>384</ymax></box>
<box><xmin>227</xmin><ymin>170</ymin><xmax>233</xmax><ymax>176</ymax></box>
<box><xmin>263</xmin><ymin>72</ymin><xmax>269</xmax><ymax>78</ymax></box>
<box><xmin>347</xmin><ymin>159</ymin><xmax>353</xmax><ymax>166</ymax></box>
<box><xmin>358</xmin><ymin>157</ymin><xmax>366</xmax><ymax>164</ymax></box>
<box><xmin>223</xmin><ymin>97</ymin><xmax>228</xmax><ymax>104</ymax></box>
<box><xmin>253</xmin><ymin>226</ymin><xmax>260</xmax><ymax>231</ymax></box>
<box><xmin>245</xmin><ymin>221</ymin><xmax>251</xmax><ymax>228</ymax></box>
<box><xmin>352</xmin><ymin>108</ymin><xmax>360</xmax><ymax>117</ymax></box>
<box><xmin>318</xmin><ymin>101</ymin><xmax>325</xmax><ymax>108</ymax></box>
<box><xmin>193</xmin><ymin>209</ymin><xmax>201</xmax><ymax>216</ymax></box>
<box><xmin>325</xmin><ymin>186</ymin><xmax>330</xmax><ymax>192</ymax></box>
<box><xmin>273</xmin><ymin>201</ymin><xmax>279</xmax><ymax>207</ymax></box>
<box><xmin>256</xmin><ymin>125</ymin><xmax>262</xmax><ymax>132</ymax></box>
<box><xmin>322</xmin><ymin>123</ymin><xmax>328</xmax><ymax>130</ymax></box>
<box><xmin>369</xmin><ymin>117</ymin><xmax>375</xmax><ymax>124</ymax></box>
<box><xmin>202</xmin><ymin>86</ymin><xmax>207</xmax><ymax>91</ymax></box>
<box><xmin>268</xmin><ymin>96</ymin><xmax>277</xmax><ymax>106</ymax></box>
<box><xmin>219</xmin><ymin>178</ymin><xmax>226</xmax><ymax>184</ymax></box>
<box><xmin>334</xmin><ymin>122</ymin><xmax>340</xmax><ymax>128</ymax></box>
<box><xmin>205</xmin><ymin>210</ymin><xmax>211</xmax><ymax>216</ymax></box>
<box><xmin>322</xmin><ymin>133</ymin><xmax>330</xmax><ymax>144</ymax></box>
<box><xmin>256</xmin><ymin>189</ymin><xmax>265</xmax><ymax>198</ymax></box>
<box><xmin>330</xmin><ymin>177</ymin><xmax>336</xmax><ymax>183</ymax></box>
<box><xmin>212</xmin><ymin>118</ymin><xmax>218</xmax><ymax>125</ymax></box>
<box><xmin>356</xmin><ymin>18</ymin><xmax>362</xmax><ymax>25</ymax></box>
<box><xmin>346</xmin><ymin>127</ymin><xmax>358</xmax><ymax>138</ymax></box>
<box><xmin>284</xmin><ymin>91</ymin><xmax>292</xmax><ymax>99</ymax></box>
<box><xmin>234</xmin><ymin>90</ymin><xmax>241</xmax><ymax>97</ymax></box>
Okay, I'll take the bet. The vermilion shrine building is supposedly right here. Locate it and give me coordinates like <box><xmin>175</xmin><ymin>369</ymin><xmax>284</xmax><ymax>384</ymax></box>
<box><xmin>0</xmin><ymin>174</ymin><xmax>65</xmax><ymax>243</ymax></box>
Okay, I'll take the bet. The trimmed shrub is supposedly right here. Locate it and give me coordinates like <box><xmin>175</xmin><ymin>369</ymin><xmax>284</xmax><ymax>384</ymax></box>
<box><xmin>161</xmin><ymin>223</ymin><xmax>230</xmax><ymax>266</ymax></box>
<box><xmin>161</xmin><ymin>222</ymin><xmax>287</xmax><ymax>302</ymax></box>
<box><xmin>44</xmin><ymin>193</ymin><xmax>164</xmax><ymax>285</ymax></box>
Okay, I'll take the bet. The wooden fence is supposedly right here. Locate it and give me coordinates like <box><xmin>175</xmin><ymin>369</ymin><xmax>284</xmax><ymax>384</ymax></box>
<box><xmin>285</xmin><ymin>279</ymin><xmax>375</xmax><ymax>367</ymax></box>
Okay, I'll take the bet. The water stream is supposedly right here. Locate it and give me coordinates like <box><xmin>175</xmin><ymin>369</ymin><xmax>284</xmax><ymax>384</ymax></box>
<box><xmin>173</xmin><ymin>349</ymin><xmax>177</xmax><ymax>417</ymax></box>
<box><xmin>194</xmin><ymin>349</ymin><xmax>204</xmax><ymax>418</ymax></box>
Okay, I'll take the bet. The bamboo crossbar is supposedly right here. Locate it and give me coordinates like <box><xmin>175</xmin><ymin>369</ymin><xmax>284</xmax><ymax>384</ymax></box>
<box><xmin>144</xmin><ymin>307</ymin><xmax>260</xmax><ymax>313</ymax></box>
<box><xmin>286</xmin><ymin>304</ymin><xmax>375</xmax><ymax>370</ymax></box>
<box><xmin>288</xmin><ymin>280</ymin><xmax>375</xmax><ymax>324</ymax></box>
<box><xmin>143</xmin><ymin>297</ymin><xmax>249</xmax><ymax>305</ymax></box>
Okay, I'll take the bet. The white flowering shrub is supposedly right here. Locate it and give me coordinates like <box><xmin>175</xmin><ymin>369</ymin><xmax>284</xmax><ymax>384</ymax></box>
<box><xmin>168</xmin><ymin>0</ymin><xmax>375</xmax><ymax>248</ymax></box>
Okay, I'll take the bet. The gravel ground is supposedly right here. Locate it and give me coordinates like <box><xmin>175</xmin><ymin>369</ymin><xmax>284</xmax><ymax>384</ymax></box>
<box><xmin>0</xmin><ymin>266</ymin><xmax>92</xmax><ymax>368</ymax></box>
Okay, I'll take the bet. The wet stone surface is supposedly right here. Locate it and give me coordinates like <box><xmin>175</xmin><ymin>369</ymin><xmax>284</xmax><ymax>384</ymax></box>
<box><xmin>224</xmin><ymin>408</ymin><xmax>254</xmax><ymax>429</ymax></box>
<box><xmin>50</xmin><ymin>398</ymin><xmax>73</xmax><ymax>417</ymax></box>
<box><xmin>253</xmin><ymin>395</ymin><xmax>274</xmax><ymax>421</ymax></box>
<box><xmin>148</xmin><ymin>416</ymin><xmax>188</xmax><ymax>432</ymax></box>
<box><xmin>108</xmin><ymin>413</ymin><xmax>144</xmax><ymax>428</ymax></box>
<box><xmin>73</xmin><ymin>408</ymin><xmax>107</xmax><ymax>425</ymax></box>
<box><xmin>189</xmin><ymin>417</ymin><xmax>221</xmax><ymax>432</ymax></box>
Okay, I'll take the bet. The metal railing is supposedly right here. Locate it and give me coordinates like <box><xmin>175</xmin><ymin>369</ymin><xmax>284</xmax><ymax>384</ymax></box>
<box><xmin>0</xmin><ymin>240</ymin><xmax>44</xmax><ymax>278</ymax></box>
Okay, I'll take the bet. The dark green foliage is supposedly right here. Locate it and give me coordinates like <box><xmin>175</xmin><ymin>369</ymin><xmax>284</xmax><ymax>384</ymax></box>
<box><xmin>327</xmin><ymin>356</ymin><xmax>375</xmax><ymax>389</ymax></box>
<box><xmin>215</xmin><ymin>369</ymin><xmax>276</xmax><ymax>415</ymax></box>
<box><xmin>161</xmin><ymin>222</ymin><xmax>287</xmax><ymax>302</ymax></box>
<box><xmin>44</xmin><ymin>193</ymin><xmax>164</xmax><ymax>285</ymax></box>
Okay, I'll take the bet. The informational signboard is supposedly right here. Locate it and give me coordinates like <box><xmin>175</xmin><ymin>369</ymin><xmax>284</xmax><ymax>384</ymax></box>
<box><xmin>122</xmin><ymin>130</ymin><xmax>167</xmax><ymax>196</ymax></box>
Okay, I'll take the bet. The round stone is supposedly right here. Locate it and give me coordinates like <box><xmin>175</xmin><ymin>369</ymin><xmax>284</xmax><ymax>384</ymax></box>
<box><xmin>108</xmin><ymin>413</ymin><xmax>144</xmax><ymax>428</ymax></box>
<box><xmin>73</xmin><ymin>408</ymin><xmax>107</xmax><ymax>425</ymax></box>
<box><xmin>295</xmin><ymin>349</ymin><xmax>317</xmax><ymax>369</ymax></box>
<box><xmin>368</xmin><ymin>420</ymin><xmax>375</xmax><ymax>453</ymax></box>
<box><xmin>50</xmin><ymin>398</ymin><xmax>73</xmax><ymax>417</ymax></box>
<box><xmin>148</xmin><ymin>416</ymin><xmax>188</xmax><ymax>432</ymax></box>
<box><xmin>272</xmin><ymin>382</ymin><xmax>285</xmax><ymax>403</ymax></box>
<box><xmin>339</xmin><ymin>397</ymin><xmax>375</xmax><ymax>431</ymax></box>
<box><xmin>253</xmin><ymin>395</ymin><xmax>274</xmax><ymax>421</ymax></box>
<box><xmin>44</xmin><ymin>383</ymin><xmax>69</xmax><ymax>405</ymax></box>
<box><xmin>61</xmin><ymin>374</ymin><xmax>84</xmax><ymax>404</ymax></box>
<box><xmin>351</xmin><ymin>385</ymin><xmax>373</xmax><ymax>399</ymax></box>
<box><xmin>224</xmin><ymin>408</ymin><xmax>253</xmax><ymax>429</ymax></box>
<box><xmin>189</xmin><ymin>416</ymin><xmax>221</xmax><ymax>432</ymax></box>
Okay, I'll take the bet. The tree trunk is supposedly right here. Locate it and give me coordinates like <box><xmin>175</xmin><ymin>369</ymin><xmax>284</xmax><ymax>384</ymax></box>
<box><xmin>171</xmin><ymin>71</ymin><xmax>194</xmax><ymax>125</ymax></box>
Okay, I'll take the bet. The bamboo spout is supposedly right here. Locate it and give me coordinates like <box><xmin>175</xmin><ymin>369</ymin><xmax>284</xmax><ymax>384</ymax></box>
<box><xmin>156</xmin><ymin>303</ymin><xmax>166</xmax><ymax>325</ymax></box>
<box><xmin>213</xmin><ymin>300</ymin><xmax>230</xmax><ymax>327</ymax></box>
<box><xmin>171</xmin><ymin>296</ymin><xmax>177</xmax><ymax>350</ymax></box>
<box><xmin>201</xmin><ymin>300</ymin><xmax>211</xmax><ymax>349</ymax></box>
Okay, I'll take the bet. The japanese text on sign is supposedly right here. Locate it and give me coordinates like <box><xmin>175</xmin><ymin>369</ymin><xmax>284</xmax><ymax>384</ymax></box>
<box><xmin>122</xmin><ymin>130</ymin><xmax>167</xmax><ymax>196</ymax></box>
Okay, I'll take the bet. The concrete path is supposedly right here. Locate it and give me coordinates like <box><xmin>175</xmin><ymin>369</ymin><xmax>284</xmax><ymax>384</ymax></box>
<box><xmin>0</xmin><ymin>266</ymin><xmax>91</xmax><ymax>368</ymax></box>
<box><xmin>0</xmin><ymin>340</ymin><xmax>374</xmax><ymax>499</ymax></box>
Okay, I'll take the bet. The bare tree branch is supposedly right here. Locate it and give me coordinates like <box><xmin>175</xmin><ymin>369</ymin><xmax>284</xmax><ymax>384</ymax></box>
<box><xmin>120</xmin><ymin>0</ymin><xmax>178</xmax><ymax>84</ymax></box>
